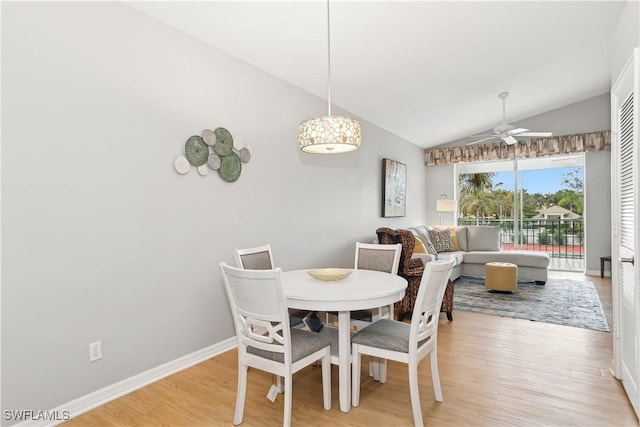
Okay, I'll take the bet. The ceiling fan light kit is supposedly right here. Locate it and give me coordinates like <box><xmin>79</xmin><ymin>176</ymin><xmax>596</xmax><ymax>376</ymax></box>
<box><xmin>468</xmin><ymin>91</ymin><xmax>552</xmax><ymax>145</ymax></box>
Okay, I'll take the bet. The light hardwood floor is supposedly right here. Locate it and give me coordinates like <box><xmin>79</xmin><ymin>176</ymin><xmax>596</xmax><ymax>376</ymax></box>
<box><xmin>64</xmin><ymin>273</ymin><xmax>638</xmax><ymax>426</ymax></box>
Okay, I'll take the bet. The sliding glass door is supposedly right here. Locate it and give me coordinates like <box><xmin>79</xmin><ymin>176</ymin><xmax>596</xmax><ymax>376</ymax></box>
<box><xmin>456</xmin><ymin>155</ymin><xmax>585</xmax><ymax>272</ymax></box>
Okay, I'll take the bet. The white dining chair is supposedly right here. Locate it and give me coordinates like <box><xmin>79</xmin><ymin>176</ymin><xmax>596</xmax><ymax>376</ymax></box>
<box><xmin>351</xmin><ymin>259</ymin><xmax>455</xmax><ymax>427</ymax></box>
<box><xmin>233</xmin><ymin>244</ymin><xmax>275</xmax><ymax>270</ymax></box>
<box><xmin>351</xmin><ymin>242</ymin><xmax>403</xmax><ymax>323</ymax></box>
<box><xmin>325</xmin><ymin>242</ymin><xmax>402</xmax><ymax>328</ymax></box>
<box><xmin>233</xmin><ymin>244</ymin><xmax>309</xmax><ymax>327</ymax></box>
<box><xmin>220</xmin><ymin>263</ymin><xmax>331</xmax><ymax>427</ymax></box>
<box><xmin>350</xmin><ymin>242</ymin><xmax>403</xmax><ymax>380</ymax></box>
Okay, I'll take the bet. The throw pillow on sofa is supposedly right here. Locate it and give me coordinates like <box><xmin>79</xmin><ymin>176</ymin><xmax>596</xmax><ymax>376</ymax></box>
<box><xmin>429</xmin><ymin>229</ymin><xmax>456</xmax><ymax>252</ymax></box>
<box><xmin>466</xmin><ymin>226</ymin><xmax>501</xmax><ymax>251</ymax></box>
<box><xmin>430</xmin><ymin>225</ymin><xmax>468</xmax><ymax>251</ymax></box>
<box><xmin>414</xmin><ymin>230</ymin><xmax>438</xmax><ymax>258</ymax></box>
<box><xmin>414</xmin><ymin>237</ymin><xmax>428</xmax><ymax>253</ymax></box>
<box><xmin>449</xmin><ymin>229</ymin><xmax>461</xmax><ymax>251</ymax></box>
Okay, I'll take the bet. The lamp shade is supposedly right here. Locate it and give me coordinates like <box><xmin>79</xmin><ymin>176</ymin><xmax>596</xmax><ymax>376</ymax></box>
<box><xmin>298</xmin><ymin>116</ymin><xmax>361</xmax><ymax>154</ymax></box>
<box><xmin>436</xmin><ymin>199</ymin><xmax>456</xmax><ymax>212</ymax></box>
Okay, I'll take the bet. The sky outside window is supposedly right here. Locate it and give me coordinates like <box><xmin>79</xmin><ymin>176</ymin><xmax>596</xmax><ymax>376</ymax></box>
<box><xmin>493</xmin><ymin>167</ymin><xmax>584</xmax><ymax>194</ymax></box>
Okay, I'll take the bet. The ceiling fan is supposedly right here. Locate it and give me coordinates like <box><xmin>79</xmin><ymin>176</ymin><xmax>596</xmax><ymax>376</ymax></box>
<box><xmin>468</xmin><ymin>92</ymin><xmax>552</xmax><ymax>145</ymax></box>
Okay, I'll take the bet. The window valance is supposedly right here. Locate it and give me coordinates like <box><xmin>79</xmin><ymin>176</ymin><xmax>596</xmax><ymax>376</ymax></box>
<box><xmin>423</xmin><ymin>130</ymin><xmax>610</xmax><ymax>166</ymax></box>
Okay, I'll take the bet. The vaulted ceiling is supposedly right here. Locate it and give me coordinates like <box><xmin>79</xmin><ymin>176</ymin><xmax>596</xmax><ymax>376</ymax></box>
<box><xmin>126</xmin><ymin>1</ymin><xmax>627</xmax><ymax>148</ymax></box>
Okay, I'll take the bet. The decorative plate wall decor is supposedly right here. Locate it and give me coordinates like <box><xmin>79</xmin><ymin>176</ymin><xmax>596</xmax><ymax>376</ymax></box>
<box><xmin>219</xmin><ymin>152</ymin><xmax>242</xmax><ymax>182</ymax></box>
<box><xmin>174</xmin><ymin>127</ymin><xmax>251</xmax><ymax>182</ymax></box>
<box><xmin>202</xmin><ymin>129</ymin><xmax>215</xmax><ymax>146</ymax></box>
<box><xmin>185</xmin><ymin>136</ymin><xmax>209</xmax><ymax>166</ymax></box>
<box><xmin>208</xmin><ymin>153</ymin><xmax>221</xmax><ymax>170</ymax></box>
<box><xmin>213</xmin><ymin>127</ymin><xmax>234</xmax><ymax>157</ymax></box>
<box><xmin>174</xmin><ymin>156</ymin><xmax>190</xmax><ymax>175</ymax></box>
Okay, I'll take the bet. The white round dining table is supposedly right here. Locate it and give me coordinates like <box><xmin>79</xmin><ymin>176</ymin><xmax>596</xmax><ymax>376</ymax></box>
<box><xmin>281</xmin><ymin>269</ymin><xmax>407</xmax><ymax>412</ymax></box>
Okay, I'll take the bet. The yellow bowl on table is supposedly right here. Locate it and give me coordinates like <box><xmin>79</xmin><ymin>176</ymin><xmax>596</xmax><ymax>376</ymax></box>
<box><xmin>307</xmin><ymin>268</ymin><xmax>353</xmax><ymax>281</ymax></box>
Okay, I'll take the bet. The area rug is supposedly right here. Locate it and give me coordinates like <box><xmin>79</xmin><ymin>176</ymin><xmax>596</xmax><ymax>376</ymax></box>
<box><xmin>453</xmin><ymin>276</ymin><xmax>609</xmax><ymax>331</ymax></box>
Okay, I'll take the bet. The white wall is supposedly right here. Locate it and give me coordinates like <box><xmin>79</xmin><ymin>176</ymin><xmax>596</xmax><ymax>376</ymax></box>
<box><xmin>611</xmin><ymin>0</ymin><xmax>640</xmax><ymax>83</ymax></box>
<box><xmin>424</xmin><ymin>93</ymin><xmax>612</xmax><ymax>273</ymax></box>
<box><xmin>1</xmin><ymin>2</ymin><xmax>427</xmax><ymax>414</ymax></box>
<box><xmin>584</xmin><ymin>150</ymin><xmax>612</xmax><ymax>274</ymax></box>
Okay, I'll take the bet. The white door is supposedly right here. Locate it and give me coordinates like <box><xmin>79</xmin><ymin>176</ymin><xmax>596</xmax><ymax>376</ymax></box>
<box><xmin>611</xmin><ymin>47</ymin><xmax>639</xmax><ymax>419</ymax></box>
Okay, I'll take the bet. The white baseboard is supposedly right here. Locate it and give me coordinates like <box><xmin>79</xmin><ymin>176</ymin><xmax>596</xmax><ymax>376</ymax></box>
<box><xmin>15</xmin><ymin>338</ymin><xmax>236</xmax><ymax>427</ymax></box>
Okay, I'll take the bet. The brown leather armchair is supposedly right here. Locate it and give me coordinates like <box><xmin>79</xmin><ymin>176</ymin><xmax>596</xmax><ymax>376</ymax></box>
<box><xmin>376</xmin><ymin>227</ymin><xmax>454</xmax><ymax>321</ymax></box>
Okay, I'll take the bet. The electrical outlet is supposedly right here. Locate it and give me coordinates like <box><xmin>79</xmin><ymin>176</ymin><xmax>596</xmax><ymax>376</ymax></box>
<box><xmin>89</xmin><ymin>341</ymin><xmax>102</xmax><ymax>362</ymax></box>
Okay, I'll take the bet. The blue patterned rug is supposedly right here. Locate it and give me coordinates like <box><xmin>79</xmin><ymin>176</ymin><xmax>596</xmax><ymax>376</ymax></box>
<box><xmin>453</xmin><ymin>276</ymin><xmax>609</xmax><ymax>331</ymax></box>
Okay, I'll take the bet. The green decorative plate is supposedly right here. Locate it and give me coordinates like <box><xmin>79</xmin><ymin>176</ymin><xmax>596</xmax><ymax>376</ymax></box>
<box><xmin>213</xmin><ymin>128</ymin><xmax>233</xmax><ymax>157</ymax></box>
<box><xmin>218</xmin><ymin>152</ymin><xmax>242</xmax><ymax>182</ymax></box>
<box><xmin>185</xmin><ymin>136</ymin><xmax>209</xmax><ymax>166</ymax></box>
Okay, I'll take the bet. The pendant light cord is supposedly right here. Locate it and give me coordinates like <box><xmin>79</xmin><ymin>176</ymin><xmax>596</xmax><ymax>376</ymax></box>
<box><xmin>326</xmin><ymin>0</ymin><xmax>332</xmax><ymax>116</ymax></box>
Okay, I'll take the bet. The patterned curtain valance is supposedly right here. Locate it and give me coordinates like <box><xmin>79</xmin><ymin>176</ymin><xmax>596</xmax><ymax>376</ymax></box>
<box><xmin>423</xmin><ymin>130</ymin><xmax>610</xmax><ymax>166</ymax></box>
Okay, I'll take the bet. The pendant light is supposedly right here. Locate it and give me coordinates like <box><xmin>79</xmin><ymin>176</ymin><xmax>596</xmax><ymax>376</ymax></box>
<box><xmin>298</xmin><ymin>0</ymin><xmax>361</xmax><ymax>154</ymax></box>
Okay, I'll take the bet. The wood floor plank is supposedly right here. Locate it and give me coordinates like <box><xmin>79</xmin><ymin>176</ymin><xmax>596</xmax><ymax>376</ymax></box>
<box><xmin>63</xmin><ymin>273</ymin><xmax>638</xmax><ymax>426</ymax></box>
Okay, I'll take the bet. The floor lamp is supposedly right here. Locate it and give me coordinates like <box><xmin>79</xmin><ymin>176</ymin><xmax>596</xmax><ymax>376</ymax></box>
<box><xmin>436</xmin><ymin>195</ymin><xmax>456</xmax><ymax>225</ymax></box>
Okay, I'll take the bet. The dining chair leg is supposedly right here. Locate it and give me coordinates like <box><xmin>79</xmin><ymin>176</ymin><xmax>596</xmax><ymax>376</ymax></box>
<box><xmin>322</xmin><ymin>351</ymin><xmax>331</xmax><ymax>410</ymax></box>
<box><xmin>379</xmin><ymin>358</ymin><xmax>388</xmax><ymax>383</ymax></box>
<box><xmin>430</xmin><ymin>348</ymin><xmax>443</xmax><ymax>402</ymax></box>
<box><xmin>351</xmin><ymin>344</ymin><xmax>361</xmax><ymax>407</ymax></box>
<box><xmin>408</xmin><ymin>361</ymin><xmax>423</xmax><ymax>427</ymax></box>
<box><xmin>369</xmin><ymin>358</ymin><xmax>380</xmax><ymax>381</ymax></box>
<box><xmin>234</xmin><ymin>364</ymin><xmax>248</xmax><ymax>425</ymax></box>
<box><xmin>283</xmin><ymin>374</ymin><xmax>293</xmax><ymax>427</ymax></box>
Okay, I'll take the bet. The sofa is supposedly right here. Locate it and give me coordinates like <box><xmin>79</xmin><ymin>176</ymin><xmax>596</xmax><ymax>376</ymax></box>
<box><xmin>408</xmin><ymin>225</ymin><xmax>550</xmax><ymax>284</ymax></box>
<box><xmin>376</xmin><ymin>227</ymin><xmax>455</xmax><ymax>321</ymax></box>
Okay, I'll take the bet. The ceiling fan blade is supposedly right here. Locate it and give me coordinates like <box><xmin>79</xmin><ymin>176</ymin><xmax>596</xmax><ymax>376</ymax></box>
<box><xmin>516</xmin><ymin>131</ymin><xmax>553</xmax><ymax>137</ymax></box>
<box><xmin>502</xmin><ymin>135</ymin><xmax>518</xmax><ymax>145</ymax></box>
<box><xmin>508</xmin><ymin>128</ymin><xmax>529</xmax><ymax>135</ymax></box>
<box><xmin>467</xmin><ymin>136</ymin><xmax>498</xmax><ymax>145</ymax></box>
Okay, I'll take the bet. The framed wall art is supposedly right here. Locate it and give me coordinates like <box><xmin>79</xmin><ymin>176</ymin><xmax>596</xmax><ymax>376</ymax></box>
<box><xmin>382</xmin><ymin>158</ymin><xmax>406</xmax><ymax>217</ymax></box>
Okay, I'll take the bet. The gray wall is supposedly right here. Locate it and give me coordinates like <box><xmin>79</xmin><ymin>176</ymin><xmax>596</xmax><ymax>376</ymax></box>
<box><xmin>424</xmin><ymin>93</ymin><xmax>612</xmax><ymax>273</ymax></box>
<box><xmin>1</xmin><ymin>2</ymin><xmax>427</xmax><ymax>414</ymax></box>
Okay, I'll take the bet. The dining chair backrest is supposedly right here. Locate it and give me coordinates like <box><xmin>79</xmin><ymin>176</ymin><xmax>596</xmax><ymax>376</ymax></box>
<box><xmin>234</xmin><ymin>244</ymin><xmax>274</xmax><ymax>270</ymax></box>
<box><xmin>234</xmin><ymin>244</ymin><xmax>309</xmax><ymax>330</ymax></box>
<box><xmin>355</xmin><ymin>242</ymin><xmax>402</xmax><ymax>275</ymax></box>
<box><xmin>409</xmin><ymin>259</ymin><xmax>455</xmax><ymax>351</ymax></box>
<box><xmin>220</xmin><ymin>262</ymin><xmax>292</xmax><ymax>363</ymax></box>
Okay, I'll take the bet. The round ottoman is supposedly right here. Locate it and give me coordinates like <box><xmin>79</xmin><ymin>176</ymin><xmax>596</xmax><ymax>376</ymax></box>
<box><xmin>485</xmin><ymin>262</ymin><xmax>518</xmax><ymax>292</ymax></box>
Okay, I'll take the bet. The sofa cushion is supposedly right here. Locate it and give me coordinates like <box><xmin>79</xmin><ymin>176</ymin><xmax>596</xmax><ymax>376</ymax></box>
<box><xmin>463</xmin><ymin>250</ymin><xmax>550</xmax><ymax>268</ymax></box>
<box><xmin>429</xmin><ymin>229</ymin><xmax>455</xmax><ymax>252</ymax></box>
<box><xmin>435</xmin><ymin>251</ymin><xmax>464</xmax><ymax>267</ymax></box>
<box><xmin>466</xmin><ymin>226</ymin><xmax>500</xmax><ymax>251</ymax></box>
<box><xmin>409</xmin><ymin>227</ymin><xmax>438</xmax><ymax>257</ymax></box>
<box><xmin>411</xmin><ymin>225</ymin><xmax>429</xmax><ymax>236</ymax></box>
<box><xmin>431</xmin><ymin>225</ymin><xmax>468</xmax><ymax>251</ymax></box>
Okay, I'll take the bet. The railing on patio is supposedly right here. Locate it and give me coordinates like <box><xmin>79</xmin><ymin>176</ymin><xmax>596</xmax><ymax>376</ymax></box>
<box><xmin>457</xmin><ymin>218</ymin><xmax>584</xmax><ymax>271</ymax></box>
